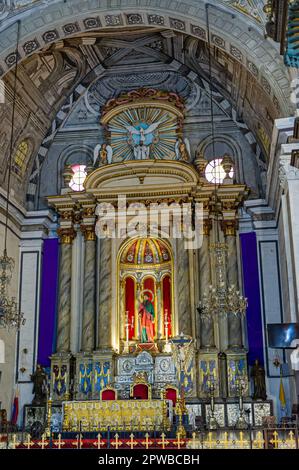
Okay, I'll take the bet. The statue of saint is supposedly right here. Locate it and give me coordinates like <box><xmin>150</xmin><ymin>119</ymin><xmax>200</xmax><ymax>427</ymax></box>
<box><xmin>251</xmin><ymin>359</ymin><xmax>267</xmax><ymax>400</ymax></box>
<box><xmin>30</xmin><ymin>364</ymin><xmax>47</xmax><ymax>405</ymax></box>
<box><xmin>138</xmin><ymin>291</ymin><xmax>155</xmax><ymax>343</ymax></box>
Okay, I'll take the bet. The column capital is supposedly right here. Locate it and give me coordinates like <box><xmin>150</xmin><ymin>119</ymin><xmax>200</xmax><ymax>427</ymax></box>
<box><xmin>80</xmin><ymin>224</ymin><xmax>96</xmax><ymax>241</ymax></box>
<box><xmin>57</xmin><ymin>227</ymin><xmax>76</xmax><ymax>244</ymax></box>
<box><xmin>221</xmin><ymin>220</ymin><xmax>238</xmax><ymax>237</ymax></box>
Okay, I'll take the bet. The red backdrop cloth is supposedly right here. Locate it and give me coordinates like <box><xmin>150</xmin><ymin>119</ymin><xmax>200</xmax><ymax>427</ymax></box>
<box><xmin>162</xmin><ymin>275</ymin><xmax>172</xmax><ymax>337</ymax></box>
<box><xmin>165</xmin><ymin>388</ymin><xmax>177</xmax><ymax>406</ymax></box>
<box><xmin>125</xmin><ymin>277</ymin><xmax>135</xmax><ymax>340</ymax></box>
<box><xmin>132</xmin><ymin>384</ymin><xmax>148</xmax><ymax>399</ymax></box>
<box><xmin>101</xmin><ymin>389</ymin><xmax>116</xmax><ymax>400</ymax></box>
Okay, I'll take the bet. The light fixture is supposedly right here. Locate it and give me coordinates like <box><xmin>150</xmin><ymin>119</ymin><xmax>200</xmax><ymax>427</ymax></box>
<box><xmin>198</xmin><ymin>6</ymin><xmax>247</xmax><ymax>324</ymax></box>
<box><xmin>0</xmin><ymin>20</ymin><xmax>25</xmax><ymax>330</ymax></box>
<box><xmin>199</xmin><ymin>243</ymin><xmax>247</xmax><ymax>322</ymax></box>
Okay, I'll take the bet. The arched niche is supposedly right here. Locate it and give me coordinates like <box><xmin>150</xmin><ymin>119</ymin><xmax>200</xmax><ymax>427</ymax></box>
<box><xmin>118</xmin><ymin>237</ymin><xmax>175</xmax><ymax>352</ymax></box>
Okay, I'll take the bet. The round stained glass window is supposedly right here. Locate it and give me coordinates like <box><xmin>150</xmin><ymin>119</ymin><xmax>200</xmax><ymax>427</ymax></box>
<box><xmin>205</xmin><ymin>158</ymin><xmax>234</xmax><ymax>184</ymax></box>
<box><xmin>69</xmin><ymin>165</ymin><xmax>87</xmax><ymax>192</ymax></box>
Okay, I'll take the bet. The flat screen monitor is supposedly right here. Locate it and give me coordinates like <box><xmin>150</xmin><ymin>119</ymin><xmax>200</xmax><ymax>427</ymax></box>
<box><xmin>267</xmin><ymin>323</ymin><xmax>299</xmax><ymax>348</ymax></box>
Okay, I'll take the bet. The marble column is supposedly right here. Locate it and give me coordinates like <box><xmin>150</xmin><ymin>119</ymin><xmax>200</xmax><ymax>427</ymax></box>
<box><xmin>223</xmin><ymin>221</ymin><xmax>243</xmax><ymax>349</ymax></box>
<box><xmin>199</xmin><ymin>220</ymin><xmax>215</xmax><ymax>348</ymax></box>
<box><xmin>177</xmin><ymin>238</ymin><xmax>192</xmax><ymax>336</ymax></box>
<box><xmin>97</xmin><ymin>237</ymin><xmax>112</xmax><ymax>350</ymax></box>
<box><xmin>81</xmin><ymin>225</ymin><xmax>96</xmax><ymax>352</ymax></box>
<box><xmin>56</xmin><ymin>228</ymin><xmax>76</xmax><ymax>353</ymax></box>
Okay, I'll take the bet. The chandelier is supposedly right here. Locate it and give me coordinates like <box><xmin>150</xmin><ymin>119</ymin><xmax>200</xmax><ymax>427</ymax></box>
<box><xmin>198</xmin><ymin>7</ymin><xmax>247</xmax><ymax>323</ymax></box>
<box><xmin>0</xmin><ymin>249</ymin><xmax>25</xmax><ymax>329</ymax></box>
<box><xmin>0</xmin><ymin>21</ymin><xmax>25</xmax><ymax>330</ymax></box>
<box><xmin>199</xmin><ymin>242</ymin><xmax>247</xmax><ymax>322</ymax></box>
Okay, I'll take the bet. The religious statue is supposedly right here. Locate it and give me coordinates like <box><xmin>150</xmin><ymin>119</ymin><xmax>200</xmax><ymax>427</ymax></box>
<box><xmin>125</xmin><ymin>120</ymin><xmax>164</xmax><ymax>160</ymax></box>
<box><xmin>93</xmin><ymin>143</ymin><xmax>113</xmax><ymax>166</ymax></box>
<box><xmin>30</xmin><ymin>364</ymin><xmax>47</xmax><ymax>405</ymax></box>
<box><xmin>251</xmin><ymin>359</ymin><xmax>267</xmax><ymax>400</ymax></box>
<box><xmin>175</xmin><ymin>137</ymin><xmax>191</xmax><ymax>162</ymax></box>
<box><xmin>138</xmin><ymin>290</ymin><xmax>155</xmax><ymax>343</ymax></box>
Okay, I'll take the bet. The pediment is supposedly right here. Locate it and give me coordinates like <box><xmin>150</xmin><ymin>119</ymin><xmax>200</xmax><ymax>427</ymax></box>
<box><xmin>84</xmin><ymin>160</ymin><xmax>199</xmax><ymax>198</ymax></box>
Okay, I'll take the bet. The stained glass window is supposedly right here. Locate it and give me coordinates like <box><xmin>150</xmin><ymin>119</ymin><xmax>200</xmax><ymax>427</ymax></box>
<box><xmin>205</xmin><ymin>158</ymin><xmax>234</xmax><ymax>184</ymax></box>
<box><xmin>69</xmin><ymin>164</ymin><xmax>87</xmax><ymax>192</ymax></box>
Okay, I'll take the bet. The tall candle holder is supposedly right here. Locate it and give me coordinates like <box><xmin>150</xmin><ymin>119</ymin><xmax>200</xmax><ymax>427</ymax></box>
<box><xmin>207</xmin><ymin>374</ymin><xmax>218</xmax><ymax>430</ymax></box>
<box><xmin>235</xmin><ymin>376</ymin><xmax>248</xmax><ymax>429</ymax></box>
<box><xmin>124</xmin><ymin>310</ymin><xmax>130</xmax><ymax>353</ymax></box>
<box><xmin>163</xmin><ymin>309</ymin><xmax>171</xmax><ymax>352</ymax></box>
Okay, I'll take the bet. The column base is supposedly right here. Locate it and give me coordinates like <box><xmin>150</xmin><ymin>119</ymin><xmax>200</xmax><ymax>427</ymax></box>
<box><xmin>198</xmin><ymin>350</ymin><xmax>220</xmax><ymax>398</ymax></box>
<box><xmin>92</xmin><ymin>350</ymin><xmax>115</xmax><ymax>399</ymax></box>
<box><xmin>75</xmin><ymin>352</ymin><xmax>93</xmax><ymax>400</ymax></box>
<box><xmin>50</xmin><ymin>352</ymin><xmax>74</xmax><ymax>403</ymax></box>
<box><xmin>225</xmin><ymin>350</ymin><xmax>249</xmax><ymax>398</ymax></box>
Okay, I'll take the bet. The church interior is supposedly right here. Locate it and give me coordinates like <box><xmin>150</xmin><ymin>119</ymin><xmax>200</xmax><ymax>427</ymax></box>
<box><xmin>0</xmin><ymin>0</ymin><xmax>299</xmax><ymax>451</ymax></box>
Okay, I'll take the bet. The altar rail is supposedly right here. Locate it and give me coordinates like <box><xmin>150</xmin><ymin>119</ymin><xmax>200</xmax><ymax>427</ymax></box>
<box><xmin>1</xmin><ymin>429</ymin><xmax>299</xmax><ymax>449</ymax></box>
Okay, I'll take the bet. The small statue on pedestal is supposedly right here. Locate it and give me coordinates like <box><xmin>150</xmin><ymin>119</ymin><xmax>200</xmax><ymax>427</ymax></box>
<box><xmin>251</xmin><ymin>359</ymin><xmax>267</xmax><ymax>400</ymax></box>
<box><xmin>31</xmin><ymin>364</ymin><xmax>47</xmax><ymax>405</ymax></box>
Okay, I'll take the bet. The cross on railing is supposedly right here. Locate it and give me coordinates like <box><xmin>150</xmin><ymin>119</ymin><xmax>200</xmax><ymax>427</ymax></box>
<box><xmin>158</xmin><ymin>432</ymin><xmax>169</xmax><ymax>449</ymax></box>
<box><xmin>253</xmin><ymin>431</ymin><xmax>264</xmax><ymax>449</ymax></box>
<box><xmin>111</xmin><ymin>433</ymin><xmax>122</xmax><ymax>449</ymax></box>
<box><xmin>128</xmin><ymin>433</ymin><xmax>138</xmax><ymax>449</ymax></box>
<box><xmin>142</xmin><ymin>433</ymin><xmax>153</xmax><ymax>449</ymax></box>
<box><xmin>24</xmin><ymin>433</ymin><xmax>34</xmax><ymax>450</ymax></box>
<box><xmin>269</xmin><ymin>431</ymin><xmax>280</xmax><ymax>449</ymax></box>
<box><xmin>37</xmin><ymin>433</ymin><xmax>48</xmax><ymax>449</ymax></box>
<box><xmin>53</xmin><ymin>433</ymin><xmax>65</xmax><ymax>449</ymax></box>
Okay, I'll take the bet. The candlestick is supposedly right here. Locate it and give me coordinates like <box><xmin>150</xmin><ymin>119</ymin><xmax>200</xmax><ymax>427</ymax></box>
<box><xmin>124</xmin><ymin>310</ymin><xmax>130</xmax><ymax>353</ymax></box>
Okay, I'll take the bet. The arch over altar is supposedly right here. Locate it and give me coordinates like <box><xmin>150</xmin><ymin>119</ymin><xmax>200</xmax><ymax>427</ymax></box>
<box><xmin>118</xmin><ymin>237</ymin><xmax>175</xmax><ymax>353</ymax></box>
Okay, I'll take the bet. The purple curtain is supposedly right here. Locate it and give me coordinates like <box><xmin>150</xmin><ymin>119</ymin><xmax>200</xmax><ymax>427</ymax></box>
<box><xmin>240</xmin><ymin>232</ymin><xmax>264</xmax><ymax>366</ymax></box>
<box><xmin>37</xmin><ymin>238</ymin><xmax>59</xmax><ymax>367</ymax></box>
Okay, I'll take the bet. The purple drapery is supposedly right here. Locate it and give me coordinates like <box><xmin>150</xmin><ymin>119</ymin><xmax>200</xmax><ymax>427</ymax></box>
<box><xmin>240</xmin><ymin>232</ymin><xmax>265</xmax><ymax>366</ymax></box>
<box><xmin>37</xmin><ymin>238</ymin><xmax>59</xmax><ymax>367</ymax></box>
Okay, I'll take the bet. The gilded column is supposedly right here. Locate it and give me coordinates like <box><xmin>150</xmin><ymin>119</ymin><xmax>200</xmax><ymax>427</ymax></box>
<box><xmin>199</xmin><ymin>220</ymin><xmax>215</xmax><ymax>349</ymax></box>
<box><xmin>223</xmin><ymin>220</ymin><xmax>243</xmax><ymax>349</ymax></box>
<box><xmin>81</xmin><ymin>223</ymin><xmax>96</xmax><ymax>352</ymax></box>
<box><xmin>97</xmin><ymin>237</ymin><xmax>112</xmax><ymax>350</ymax></box>
<box><xmin>56</xmin><ymin>225</ymin><xmax>76</xmax><ymax>352</ymax></box>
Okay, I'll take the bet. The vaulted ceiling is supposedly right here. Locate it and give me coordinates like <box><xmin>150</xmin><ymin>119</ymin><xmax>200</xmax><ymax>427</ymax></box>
<box><xmin>0</xmin><ymin>0</ymin><xmax>293</xmax><ymax>207</ymax></box>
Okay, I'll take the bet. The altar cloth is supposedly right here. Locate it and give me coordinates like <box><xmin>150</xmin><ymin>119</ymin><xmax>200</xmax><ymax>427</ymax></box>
<box><xmin>62</xmin><ymin>399</ymin><xmax>170</xmax><ymax>432</ymax></box>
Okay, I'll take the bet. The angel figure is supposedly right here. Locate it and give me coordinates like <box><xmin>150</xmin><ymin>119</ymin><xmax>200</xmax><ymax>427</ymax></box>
<box><xmin>175</xmin><ymin>138</ymin><xmax>191</xmax><ymax>162</ymax></box>
<box><xmin>93</xmin><ymin>143</ymin><xmax>113</xmax><ymax>166</ymax></box>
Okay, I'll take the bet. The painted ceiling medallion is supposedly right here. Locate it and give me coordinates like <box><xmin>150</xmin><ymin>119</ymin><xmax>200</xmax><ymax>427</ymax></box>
<box><xmin>99</xmin><ymin>88</ymin><xmax>187</xmax><ymax>162</ymax></box>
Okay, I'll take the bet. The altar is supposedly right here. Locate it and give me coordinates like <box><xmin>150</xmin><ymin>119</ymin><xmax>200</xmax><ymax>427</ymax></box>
<box><xmin>62</xmin><ymin>400</ymin><xmax>170</xmax><ymax>432</ymax></box>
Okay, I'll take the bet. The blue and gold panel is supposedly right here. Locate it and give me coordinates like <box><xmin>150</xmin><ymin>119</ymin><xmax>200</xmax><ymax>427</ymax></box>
<box><xmin>94</xmin><ymin>361</ymin><xmax>111</xmax><ymax>395</ymax></box>
<box><xmin>52</xmin><ymin>364</ymin><xmax>67</xmax><ymax>397</ymax></box>
<box><xmin>227</xmin><ymin>354</ymin><xmax>248</xmax><ymax>397</ymax></box>
<box><xmin>199</xmin><ymin>356</ymin><xmax>219</xmax><ymax>397</ymax></box>
<box><xmin>79</xmin><ymin>362</ymin><xmax>93</xmax><ymax>395</ymax></box>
